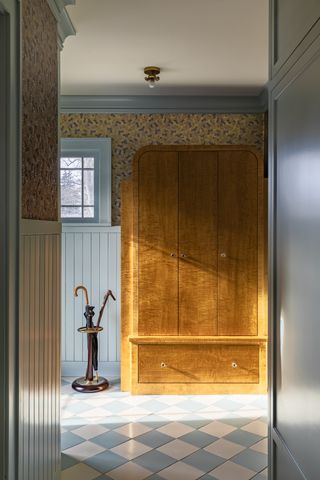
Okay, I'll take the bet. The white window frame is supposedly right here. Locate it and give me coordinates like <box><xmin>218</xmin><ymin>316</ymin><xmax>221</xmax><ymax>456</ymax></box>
<box><xmin>60</xmin><ymin>138</ymin><xmax>112</xmax><ymax>225</ymax></box>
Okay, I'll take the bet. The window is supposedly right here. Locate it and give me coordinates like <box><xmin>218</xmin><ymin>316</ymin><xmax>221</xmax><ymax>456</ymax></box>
<box><xmin>60</xmin><ymin>155</ymin><xmax>98</xmax><ymax>221</ymax></box>
<box><xmin>60</xmin><ymin>138</ymin><xmax>111</xmax><ymax>224</ymax></box>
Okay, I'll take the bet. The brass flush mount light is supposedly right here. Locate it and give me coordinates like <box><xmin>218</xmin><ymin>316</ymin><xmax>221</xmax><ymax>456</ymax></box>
<box><xmin>144</xmin><ymin>66</ymin><xmax>160</xmax><ymax>89</ymax></box>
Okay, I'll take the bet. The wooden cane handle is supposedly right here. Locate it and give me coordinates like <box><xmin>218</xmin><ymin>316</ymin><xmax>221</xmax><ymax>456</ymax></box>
<box><xmin>74</xmin><ymin>285</ymin><xmax>89</xmax><ymax>305</ymax></box>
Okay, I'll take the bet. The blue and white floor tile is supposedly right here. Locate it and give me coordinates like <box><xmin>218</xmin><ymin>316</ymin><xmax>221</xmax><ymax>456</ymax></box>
<box><xmin>61</xmin><ymin>377</ymin><xmax>268</xmax><ymax>479</ymax></box>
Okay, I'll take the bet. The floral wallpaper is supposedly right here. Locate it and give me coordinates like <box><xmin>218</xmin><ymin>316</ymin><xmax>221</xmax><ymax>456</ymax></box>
<box><xmin>22</xmin><ymin>0</ymin><xmax>58</xmax><ymax>221</ymax></box>
<box><xmin>61</xmin><ymin>113</ymin><xmax>265</xmax><ymax>225</ymax></box>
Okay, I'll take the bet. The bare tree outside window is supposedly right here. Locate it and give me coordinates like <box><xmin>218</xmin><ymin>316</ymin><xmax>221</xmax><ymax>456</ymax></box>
<box><xmin>60</xmin><ymin>157</ymin><xmax>96</xmax><ymax>220</ymax></box>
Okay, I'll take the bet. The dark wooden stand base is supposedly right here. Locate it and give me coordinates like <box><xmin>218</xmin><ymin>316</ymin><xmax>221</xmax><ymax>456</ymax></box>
<box><xmin>72</xmin><ymin>376</ymin><xmax>109</xmax><ymax>393</ymax></box>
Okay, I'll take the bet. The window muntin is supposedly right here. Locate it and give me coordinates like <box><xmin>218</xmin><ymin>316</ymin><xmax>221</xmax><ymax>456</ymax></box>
<box><xmin>60</xmin><ymin>154</ymin><xmax>98</xmax><ymax>222</ymax></box>
<box><xmin>60</xmin><ymin>138</ymin><xmax>112</xmax><ymax>225</ymax></box>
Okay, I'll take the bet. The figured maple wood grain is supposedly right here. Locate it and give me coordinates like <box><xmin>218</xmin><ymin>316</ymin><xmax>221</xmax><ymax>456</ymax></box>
<box><xmin>138</xmin><ymin>344</ymin><xmax>259</xmax><ymax>384</ymax></box>
<box><xmin>178</xmin><ymin>151</ymin><xmax>218</xmax><ymax>335</ymax></box>
<box><xmin>129</xmin><ymin>335</ymin><xmax>267</xmax><ymax>344</ymax></box>
<box><xmin>125</xmin><ymin>145</ymin><xmax>267</xmax><ymax>395</ymax></box>
<box><xmin>121</xmin><ymin>179</ymin><xmax>134</xmax><ymax>391</ymax></box>
<box><xmin>260</xmin><ymin>178</ymin><xmax>268</xmax><ymax>337</ymax></box>
<box><xmin>218</xmin><ymin>151</ymin><xmax>259</xmax><ymax>335</ymax></box>
<box><xmin>137</xmin><ymin>151</ymin><xmax>179</xmax><ymax>335</ymax></box>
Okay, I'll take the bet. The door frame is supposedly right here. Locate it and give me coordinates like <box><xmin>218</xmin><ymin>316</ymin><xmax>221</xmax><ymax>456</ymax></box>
<box><xmin>0</xmin><ymin>0</ymin><xmax>20</xmax><ymax>478</ymax></box>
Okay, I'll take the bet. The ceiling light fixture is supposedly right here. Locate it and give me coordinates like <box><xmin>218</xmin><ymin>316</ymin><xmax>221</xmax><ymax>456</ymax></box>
<box><xmin>144</xmin><ymin>66</ymin><xmax>160</xmax><ymax>89</ymax></box>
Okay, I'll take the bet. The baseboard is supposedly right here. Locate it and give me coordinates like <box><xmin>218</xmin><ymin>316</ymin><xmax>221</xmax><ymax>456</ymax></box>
<box><xmin>61</xmin><ymin>361</ymin><xmax>120</xmax><ymax>377</ymax></box>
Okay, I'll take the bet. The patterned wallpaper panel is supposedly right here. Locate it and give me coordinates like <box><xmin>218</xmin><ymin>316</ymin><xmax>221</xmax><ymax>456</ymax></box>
<box><xmin>61</xmin><ymin>113</ymin><xmax>265</xmax><ymax>225</ymax></box>
<box><xmin>22</xmin><ymin>0</ymin><xmax>58</xmax><ymax>221</ymax></box>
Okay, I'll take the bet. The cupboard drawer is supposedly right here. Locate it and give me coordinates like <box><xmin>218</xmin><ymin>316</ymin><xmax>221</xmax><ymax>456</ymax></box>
<box><xmin>138</xmin><ymin>344</ymin><xmax>259</xmax><ymax>384</ymax></box>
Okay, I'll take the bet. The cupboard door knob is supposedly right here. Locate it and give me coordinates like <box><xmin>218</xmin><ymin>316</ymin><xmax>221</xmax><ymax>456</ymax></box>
<box><xmin>170</xmin><ymin>253</ymin><xmax>176</xmax><ymax>257</ymax></box>
<box><xmin>231</xmin><ymin>362</ymin><xmax>238</xmax><ymax>369</ymax></box>
<box><xmin>180</xmin><ymin>253</ymin><xmax>187</xmax><ymax>258</ymax></box>
<box><xmin>160</xmin><ymin>362</ymin><xmax>167</xmax><ymax>368</ymax></box>
<box><xmin>220</xmin><ymin>252</ymin><xmax>227</xmax><ymax>258</ymax></box>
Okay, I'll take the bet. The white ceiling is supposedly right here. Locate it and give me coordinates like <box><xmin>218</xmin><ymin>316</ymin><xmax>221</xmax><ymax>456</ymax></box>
<box><xmin>61</xmin><ymin>0</ymin><xmax>269</xmax><ymax>96</ymax></box>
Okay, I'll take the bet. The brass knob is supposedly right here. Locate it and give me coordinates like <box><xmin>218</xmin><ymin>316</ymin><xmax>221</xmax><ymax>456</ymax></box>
<box><xmin>170</xmin><ymin>253</ymin><xmax>177</xmax><ymax>257</ymax></box>
<box><xmin>160</xmin><ymin>362</ymin><xmax>167</xmax><ymax>368</ymax></box>
<box><xmin>220</xmin><ymin>252</ymin><xmax>227</xmax><ymax>258</ymax></box>
<box><xmin>180</xmin><ymin>253</ymin><xmax>187</xmax><ymax>258</ymax></box>
<box><xmin>232</xmin><ymin>362</ymin><xmax>238</xmax><ymax>368</ymax></box>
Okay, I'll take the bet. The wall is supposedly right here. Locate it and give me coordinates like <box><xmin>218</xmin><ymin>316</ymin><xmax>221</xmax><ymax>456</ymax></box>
<box><xmin>20</xmin><ymin>221</ymin><xmax>61</xmax><ymax>480</ymax></box>
<box><xmin>61</xmin><ymin>113</ymin><xmax>265</xmax><ymax>225</ymax></box>
<box><xmin>269</xmin><ymin>1</ymin><xmax>320</xmax><ymax>478</ymax></box>
<box><xmin>0</xmin><ymin>1</ymin><xmax>20</xmax><ymax>478</ymax></box>
<box><xmin>61</xmin><ymin>225</ymin><xmax>121</xmax><ymax>376</ymax></box>
<box><xmin>20</xmin><ymin>1</ymin><xmax>61</xmax><ymax>479</ymax></box>
<box><xmin>22</xmin><ymin>0</ymin><xmax>58</xmax><ymax>221</ymax></box>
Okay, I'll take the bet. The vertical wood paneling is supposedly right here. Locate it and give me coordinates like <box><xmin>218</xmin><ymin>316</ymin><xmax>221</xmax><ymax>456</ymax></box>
<box><xmin>99</xmin><ymin>232</ymin><xmax>109</xmax><ymax>362</ymax></box>
<box><xmin>108</xmin><ymin>233</ymin><xmax>118</xmax><ymax>361</ymax></box>
<box><xmin>137</xmin><ymin>152</ymin><xmax>179</xmax><ymax>336</ymax></box>
<box><xmin>61</xmin><ymin>226</ymin><xmax>121</xmax><ymax>375</ymax></box>
<box><xmin>19</xmin><ymin>221</ymin><xmax>61</xmax><ymax>480</ymax></box>
<box><xmin>116</xmin><ymin>234</ymin><xmax>121</xmax><ymax>361</ymax></box>
<box><xmin>218</xmin><ymin>151</ymin><xmax>259</xmax><ymax>336</ymax></box>
<box><xmin>61</xmin><ymin>233</ymin><xmax>66</xmax><ymax>362</ymax></box>
<box><xmin>91</xmin><ymin>233</ymin><xmax>100</xmax><ymax>332</ymax></box>
<box><xmin>121</xmin><ymin>179</ymin><xmax>134</xmax><ymax>391</ymax></box>
<box><xmin>65</xmin><ymin>233</ymin><xmax>74</xmax><ymax>361</ymax></box>
<box><xmin>82</xmin><ymin>232</ymin><xmax>92</xmax><ymax>362</ymax></box>
<box><xmin>54</xmin><ymin>235</ymin><xmax>61</xmax><ymax>476</ymax></box>
<box><xmin>74</xmin><ymin>233</ymin><xmax>83</xmax><ymax>361</ymax></box>
<box><xmin>178</xmin><ymin>151</ymin><xmax>218</xmax><ymax>335</ymax></box>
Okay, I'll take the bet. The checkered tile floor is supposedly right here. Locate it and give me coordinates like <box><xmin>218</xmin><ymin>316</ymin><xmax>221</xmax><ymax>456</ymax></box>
<box><xmin>61</xmin><ymin>377</ymin><xmax>268</xmax><ymax>479</ymax></box>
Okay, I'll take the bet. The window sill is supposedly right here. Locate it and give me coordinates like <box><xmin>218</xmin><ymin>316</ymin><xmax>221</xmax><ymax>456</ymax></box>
<box><xmin>62</xmin><ymin>223</ymin><xmax>120</xmax><ymax>233</ymax></box>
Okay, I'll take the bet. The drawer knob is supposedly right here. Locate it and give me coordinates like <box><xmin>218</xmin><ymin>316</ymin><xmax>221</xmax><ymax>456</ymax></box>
<box><xmin>180</xmin><ymin>253</ymin><xmax>187</xmax><ymax>258</ymax></box>
<box><xmin>170</xmin><ymin>253</ymin><xmax>177</xmax><ymax>257</ymax></box>
<box><xmin>232</xmin><ymin>362</ymin><xmax>238</xmax><ymax>368</ymax></box>
<box><xmin>160</xmin><ymin>362</ymin><xmax>167</xmax><ymax>368</ymax></box>
<box><xmin>220</xmin><ymin>252</ymin><xmax>227</xmax><ymax>258</ymax></box>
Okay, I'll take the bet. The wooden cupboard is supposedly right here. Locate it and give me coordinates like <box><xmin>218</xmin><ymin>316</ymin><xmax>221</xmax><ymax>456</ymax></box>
<box><xmin>121</xmin><ymin>145</ymin><xmax>267</xmax><ymax>394</ymax></box>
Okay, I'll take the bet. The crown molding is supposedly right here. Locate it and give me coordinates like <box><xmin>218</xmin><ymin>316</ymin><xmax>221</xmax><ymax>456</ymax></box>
<box><xmin>60</xmin><ymin>90</ymin><xmax>268</xmax><ymax>114</ymax></box>
<box><xmin>47</xmin><ymin>0</ymin><xmax>76</xmax><ymax>49</ymax></box>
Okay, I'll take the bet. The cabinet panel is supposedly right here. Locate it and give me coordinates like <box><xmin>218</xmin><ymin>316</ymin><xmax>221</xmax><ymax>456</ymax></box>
<box><xmin>138</xmin><ymin>344</ymin><xmax>259</xmax><ymax>384</ymax></box>
<box><xmin>138</xmin><ymin>152</ymin><xmax>178</xmax><ymax>335</ymax></box>
<box><xmin>178</xmin><ymin>151</ymin><xmax>218</xmax><ymax>335</ymax></box>
<box><xmin>218</xmin><ymin>151</ymin><xmax>258</xmax><ymax>335</ymax></box>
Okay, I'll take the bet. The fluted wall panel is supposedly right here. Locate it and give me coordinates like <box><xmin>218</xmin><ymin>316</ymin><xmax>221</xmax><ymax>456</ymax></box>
<box><xmin>19</xmin><ymin>220</ymin><xmax>61</xmax><ymax>480</ymax></box>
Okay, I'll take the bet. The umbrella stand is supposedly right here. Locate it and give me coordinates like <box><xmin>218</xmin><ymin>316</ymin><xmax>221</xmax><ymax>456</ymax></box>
<box><xmin>71</xmin><ymin>286</ymin><xmax>116</xmax><ymax>393</ymax></box>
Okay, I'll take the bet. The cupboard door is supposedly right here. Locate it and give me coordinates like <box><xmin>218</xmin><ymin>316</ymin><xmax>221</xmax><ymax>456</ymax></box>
<box><xmin>138</xmin><ymin>152</ymin><xmax>178</xmax><ymax>335</ymax></box>
<box><xmin>218</xmin><ymin>151</ymin><xmax>258</xmax><ymax>335</ymax></box>
<box><xmin>179</xmin><ymin>151</ymin><xmax>218</xmax><ymax>335</ymax></box>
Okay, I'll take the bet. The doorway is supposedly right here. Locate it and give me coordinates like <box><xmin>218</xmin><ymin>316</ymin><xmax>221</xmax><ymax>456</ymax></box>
<box><xmin>60</xmin><ymin>144</ymin><xmax>268</xmax><ymax>479</ymax></box>
<box><xmin>0</xmin><ymin>2</ymin><xmax>19</xmax><ymax>479</ymax></box>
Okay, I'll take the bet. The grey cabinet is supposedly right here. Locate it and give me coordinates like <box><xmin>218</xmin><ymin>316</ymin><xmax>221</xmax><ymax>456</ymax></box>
<box><xmin>271</xmin><ymin>0</ymin><xmax>320</xmax><ymax>77</ymax></box>
<box><xmin>269</xmin><ymin>2</ymin><xmax>320</xmax><ymax>479</ymax></box>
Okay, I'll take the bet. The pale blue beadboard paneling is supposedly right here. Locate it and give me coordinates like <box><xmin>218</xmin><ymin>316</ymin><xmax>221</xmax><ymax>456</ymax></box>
<box><xmin>61</xmin><ymin>225</ymin><xmax>121</xmax><ymax>376</ymax></box>
<box><xmin>99</xmin><ymin>232</ymin><xmax>109</xmax><ymax>362</ymax></box>
<box><xmin>20</xmin><ymin>221</ymin><xmax>61</xmax><ymax>480</ymax></box>
<box><xmin>65</xmin><ymin>233</ymin><xmax>75</xmax><ymax>361</ymax></box>
<box><xmin>74</xmin><ymin>233</ymin><xmax>83</xmax><ymax>361</ymax></box>
<box><xmin>91</xmin><ymin>233</ymin><xmax>101</xmax><ymax>332</ymax></box>
<box><xmin>82</xmin><ymin>232</ymin><xmax>92</xmax><ymax>362</ymax></box>
<box><xmin>108</xmin><ymin>233</ymin><xmax>118</xmax><ymax>362</ymax></box>
<box><xmin>61</xmin><ymin>233</ymin><xmax>66</xmax><ymax>362</ymax></box>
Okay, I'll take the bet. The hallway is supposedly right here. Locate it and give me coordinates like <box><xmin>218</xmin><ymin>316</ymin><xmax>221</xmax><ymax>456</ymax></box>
<box><xmin>61</xmin><ymin>378</ymin><xmax>268</xmax><ymax>480</ymax></box>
